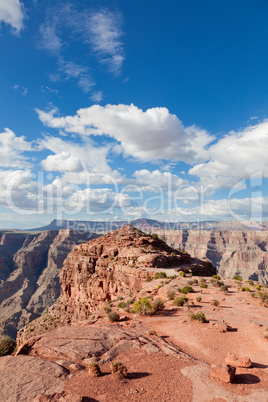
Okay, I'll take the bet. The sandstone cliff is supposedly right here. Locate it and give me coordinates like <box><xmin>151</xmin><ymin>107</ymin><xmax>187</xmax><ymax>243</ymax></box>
<box><xmin>0</xmin><ymin>230</ymin><xmax>98</xmax><ymax>338</ymax></box>
<box><xmin>160</xmin><ymin>230</ymin><xmax>268</xmax><ymax>283</ymax></box>
<box><xmin>50</xmin><ymin>224</ymin><xmax>216</xmax><ymax>324</ymax></box>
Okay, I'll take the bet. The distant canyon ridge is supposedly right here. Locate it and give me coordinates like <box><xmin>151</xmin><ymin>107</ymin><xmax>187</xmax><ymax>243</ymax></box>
<box><xmin>0</xmin><ymin>218</ymin><xmax>268</xmax><ymax>338</ymax></box>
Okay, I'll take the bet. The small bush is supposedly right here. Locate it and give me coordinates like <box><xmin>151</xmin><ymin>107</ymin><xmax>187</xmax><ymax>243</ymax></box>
<box><xmin>211</xmin><ymin>299</ymin><xmax>220</xmax><ymax>306</ymax></box>
<box><xmin>255</xmin><ymin>285</ymin><xmax>261</xmax><ymax>290</ymax></box>
<box><xmin>192</xmin><ymin>279</ymin><xmax>198</xmax><ymax>284</ymax></box>
<box><xmin>233</xmin><ymin>274</ymin><xmax>243</xmax><ymax>281</ymax></box>
<box><xmin>187</xmin><ymin>280</ymin><xmax>194</xmax><ymax>285</ymax></box>
<box><xmin>179</xmin><ymin>271</ymin><xmax>186</xmax><ymax>277</ymax></box>
<box><xmin>0</xmin><ymin>337</ymin><xmax>16</xmax><ymax>357</ymax></box>
<box><xmin>146</xmin><ymin>275</ymin><xmax>152</xmax><ymax>282</ymax></box>
<box><xmin>247</xmin><ymin>280</ymin><xmax>254</xmax><ymax>286</ymax></box>
<box><xmin>212</xmin><ymin>274</ymin><xmax>221</xmax><ymax>280</ymax></box>
<box><xmin>220</xmin><ymin>284</ymin><xmax>229</xmax><ymax>293</ymax></box>
<box><xmin>196</xmin><ymin>296</ymin><xmax>202</xmax><ymax>302</ymax></box>
<box><xmin>166</xmin><ymin>289</ymin><xmax>176</xmax><ymax>300</ymax></box>
<box><xmin>118</xmin><ymin>302</ymin><xmax>127</xmax><ymax>308</ymax></box>
<box><xmin>131</xmin><ymin>298</ymin><xmax>153</xmax><ymax>315</ymax></box>
<box><xmin>180</xmin><ymin>286</ymin><xmax>194</xmax><ymax>294</ymax></box>
<box><xmin>117</xmin><ymin>296</ymin><xmax>124</xmax><ymax>301</ymax></box>
<box><xmin>126</xmin><ymin>298</ymin><xmax>135</xmax><ymax>305</ymax></box>
<box><xmin>241</xmin><ymin>287</ymin><xmax>251</xmax><ymax>292</ymax></box>
<box><xmin>157</xmin><ymin>285</ymin><xmax>161</xmax><ymax>289</ymax></box>
<box><xmin>200</xmin><ymin>282</ymin><xmax>208</xmax><ymax>289</ymax></box>
<box><xmin>173</xmin><ymin>295</ymin><xmax>188</xmax><ymax>306</ymax></box>
<box><xmin>154</xmin><ymin>272</ymin><xmax>167</xmax><ymax>280</ymax></box>
<box><xmin>108</xmin><ymin>311</ymin><xmax>120</xmax><ymax>322</ymax></box>
<box><xmin>190</xmin><ymin>312</ymin><xmax>208</xmax><ymax>323</ymax></box>
<box><xmin>111</xmin><ymin>361</ymin><xmax>127</xmax><ymax>377</ymax></box>
<box><xmin>169</xmin><ymin>275</ymin><xmax>178</xmax><ymax>280</ymax></box>
<box><xmin>257</xmin><ymin>291</ymin><xmax>268</xmax><ymax>305</ymax></box>
<box><xmin>199</xmin><ymin>277</ymin><xmax>205</xmax><ymax>283</ymax></box>
<box><xmin>146</xmin><ymin>329</ymin><xmax>156</xmax><ymax>336</ymax></box>
<box><xmin>152</xmin><ymin>298</ymin><xmax>165</xmax><ymax>311</ymax></box>
<box><xmin>104</xmin><ymin>306</ymin><xmax>112</xmax><ymax>314</ymax></box>
<box><xmin>152</xmin><ymin>233</ymin><xmax>159</xmax><ymax>240</ymax></box>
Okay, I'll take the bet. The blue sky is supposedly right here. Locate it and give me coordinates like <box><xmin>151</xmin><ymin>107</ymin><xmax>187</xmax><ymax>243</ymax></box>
<box><xmin>0</xmin><ymin>0</ymin><xmax>268</xmax><ymax>228</ymax></box>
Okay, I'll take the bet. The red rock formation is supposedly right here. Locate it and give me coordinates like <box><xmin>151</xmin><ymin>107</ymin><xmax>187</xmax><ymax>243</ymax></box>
<box><xmin>52</xmin><ymin>225</ymin><xmax>216</xmax><ymax>323</ymax></box>
<box><xmin>0</xmin><ymin>230</ymin><xmax>98</xmax><ymax>338</ymax></box>
<box><xmin>159</xmin><ymin>230</ymin><xmax>268</xmax><ymax>283</ymax></box>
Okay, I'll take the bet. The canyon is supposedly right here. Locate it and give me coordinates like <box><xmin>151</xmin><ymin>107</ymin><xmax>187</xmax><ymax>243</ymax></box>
<box><xmin>0</xmin><ymin>219</ymin><xmax>268</xmax><ymax>339</ymax></box>
<box><xmin>1</xmin><ymin>224</ymin><xmax>268</xmax><ymax>401</ymax></box>
<box><xmin>0</xmin><ymin>229</ymin><xmax>98</xmax><ymax>338</ymax></box>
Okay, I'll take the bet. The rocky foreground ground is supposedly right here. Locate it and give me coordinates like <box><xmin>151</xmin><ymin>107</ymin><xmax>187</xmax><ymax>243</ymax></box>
<box><xmin>0</xmin><ymin>225</ymin><xmax>268</xmax><ymax>401</ymax></box>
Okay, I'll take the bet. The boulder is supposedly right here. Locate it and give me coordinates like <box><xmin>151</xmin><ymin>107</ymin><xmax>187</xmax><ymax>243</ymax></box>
<box><xmin>210</xmin><ymin>364</ymin><xmax>236</xmax><ymax>383</ymax></box>
<box><xmin>224</xmin><ymin>353</ymin><xmax>252</xmax><ymax>368</ymax></box>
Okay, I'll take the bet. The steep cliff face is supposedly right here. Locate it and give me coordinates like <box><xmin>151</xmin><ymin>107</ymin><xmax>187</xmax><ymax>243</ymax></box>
<box><xmin>52</xmin><ymin>225</ymin><xmax>216</xmax><ymax>323</ymax></box>
<box><xmin>0</xmin><ymin>230</ymin><xmax>98</xmax><ymax>338</ymax></box>
<box><xmin>161</xmin><ymin>230</ymin><xmax>268</xmax><ymax>283</ymax></box>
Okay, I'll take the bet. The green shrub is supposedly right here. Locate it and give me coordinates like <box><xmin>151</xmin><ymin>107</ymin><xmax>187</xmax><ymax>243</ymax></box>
<box><xmin>168</xmin><ymin>275</ymin><xmax>178</xmax><ymax>280</ymax></box>
<box><xmin>104</xmin><ymin>306</ymin><xmax>112</xmax><ymax>314</ymax></box>
<box><xmin>173</xmin><ymin>295</ymin><xmax>188</xmax><ymax>306</ymax></box>
<box><xmin>200</xmin><ymin>282</ymin><xmax>208</xmax><ymax>289</ymax></box>
<box><xmin>131</xmin><ymin>298</ymin><xmax>153</xmax><ymax>315</ymax></box>
<box><xmin>108</xmin><ymin>311</ymin><xmax>120</xmax><ymax>322</ymax></box>
<box><xmin>247</xmin><ymin>280</ymin><xmax>254</xmax><ymax>286</ymax></box>
<box><xmin>233</xmin><ymin>274</ymin><xmax>243</xmax><ymax>281</ymax></box>
<box><xmin>166</xmin><ymin>289</ymin><xmax>175</xmax><ymax>300</ymax></box>
<box><xmin>190</xmin><ymin>312</ymin><xmax>208</xmax><ymax>323</ymax></box>
<box><xmin>241</xmin><ymin>287</ymin><xmax>251</xmax><ymax>292</ymax></box>
<box><xmin>126</xmin><ymin>298</ymin><xmax>135</xmax><ymax>305</ymax></box>
<box><xmin>257</xmin><ymin>291</ymin><xmax>268</xmax><ymax>305</ymax></box>
<box><xmin>154</xmin><ymin>272</ymin><xmax>167</xmax><ymax>280</ymax></box>
<box><xmin>196</xmin><ymin>296</ymin><xmax>202</xmax><ymax>302</ymax></box>
<box><xmin>117</xmin><ymin>302</ymin><xmax>127</xmax><ymax>308</ymax></box>
<box><xmin>151</xmin><ymin>233</ymin><xmax>159</xmax><ymax>240</ymax></box>
<box><xmin>180</xmin><ymin>286</ymin><xmax>194</xmax><ymax>294</ymax></box>
<box><xmin>199</xmin><ymin>277</ymin><xmax>205</xmax><ymax>283</ymax></box>
<box><xmin>255</xmin><ymin>285</ymin><xmax>261</xmax><ymax>290</ymax></box>
<box><xmin>187</xmin><ymin>280</ymin><xmax>194</xmax><ymax>285</ymax></box>
<box><xmin>192</xmin><ymin>279</ymin><xmax>198</xmax><ymax>284</ymax></box>
<box><xmin>212</xmin><ymin>275</ymin><xmax>221</xmax><ymax>280</ymax></box>
<box><xmin>146</xmin><ymin>275</ymin><xmax>152</xmax><ymax>282</ymax></box>
<box><xmin>220</xmin><ymin>284</ymin><xmax>229</xmax><ymax>293</ymax></box>
<box><xmin>179</xmin><ymin>271</ymin><xmax>186</xmax><ymax>277</ymax></box>
<box><xmin>0</xmin><ymin>337</ymin><xmax>16</xmax><ymax>357</ymax></box>
<box><xmin>152</xmin><ymin>298</ymin><xmax>165</xmax><ymax>311</ymax></box>
<box><xmin>211</xmin><ymin>299</ymin><xmax>219</xmax><ymax>306</ymax></box>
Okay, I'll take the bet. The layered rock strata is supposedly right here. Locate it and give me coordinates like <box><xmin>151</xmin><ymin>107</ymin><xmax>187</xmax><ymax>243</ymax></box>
<box><xmin>0</xmin><ymin>230</ymin><xmax>98</xmax><ymax>338</ymax></box>
<box><xmin>51</xmin><ymin>225</ymin><xmax>216</xmax><ymax>323</ymax></box>
<box><xmin>159</xmin><ymin>230</ymin><xmax>268</xmax><ymax>283</ymax></box>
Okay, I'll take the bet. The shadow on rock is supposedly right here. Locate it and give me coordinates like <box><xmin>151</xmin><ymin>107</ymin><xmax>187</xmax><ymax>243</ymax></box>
<box><xmin>128</xmin><ymin>372</ymin><xmax>151</xmax><ymax>379</ymax></box>
<box><xmin>251</xmin><ymin>362</ymin><xmax>268</xmax><ymax>369</ymax></box>
<box><xmin>233</xmin><ymin>374</ymin><xmax>260</xmax><ymax>384</ymax></box>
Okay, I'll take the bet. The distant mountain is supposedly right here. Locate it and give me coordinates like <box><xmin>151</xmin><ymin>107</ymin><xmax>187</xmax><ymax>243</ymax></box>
<box><xmin>28</xmin><ymin>218</ymin><xmax>268</xmax><ymax>232</ymax></box>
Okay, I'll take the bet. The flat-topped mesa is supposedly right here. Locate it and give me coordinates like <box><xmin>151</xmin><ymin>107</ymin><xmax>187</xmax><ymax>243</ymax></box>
<box><xmin>50</xmin><ymin>224</ymin><xmax>216</xmax><ymax>323</ymax></box>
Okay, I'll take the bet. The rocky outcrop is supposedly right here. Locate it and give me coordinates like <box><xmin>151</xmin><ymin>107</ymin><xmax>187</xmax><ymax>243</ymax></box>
<box><xmin>159</xmin><ymin>230</ymin><xmax>268</xmax><ymax>283</ymax></box>
<box><xmin>49</xmin><ymin>225</ymin><xmax>215</xmax><ymax>324</ymax></box>
<box><xmin>0</xmin><ymin>230</ymin><xmax>98</xmax><ymax>338</ymax></box>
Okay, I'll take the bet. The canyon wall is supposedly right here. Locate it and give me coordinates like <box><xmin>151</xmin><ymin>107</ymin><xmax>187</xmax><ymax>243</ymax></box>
<box><xmin>160</xmin><ymin>230</ymin><xmax>268</xmax><ymax>283</ymax></box>
<box><xmin>0</xmin><ymin>230</ymin><xmax>98</xmax><ymax>338</ymax></box>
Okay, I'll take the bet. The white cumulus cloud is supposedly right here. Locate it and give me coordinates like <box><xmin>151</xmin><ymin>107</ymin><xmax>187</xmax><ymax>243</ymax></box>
<box><xmin>36</xmin><ymin>104</ymin><xmax>213</xmax><ymax>163</ymax></box>
<box><xmin>0</xmin><ymin>128</ymin><xmax>32</xmax><ymax>168</ymax></box>
<box><xmin>41</xmin><ymin>151</ymin><xmax>83</xmax><ymax>172</ymax></box>
<box><xmin>0</xmin><ymin>0</ymin><xmax>25</xmax><ymax>33</ymax></box>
